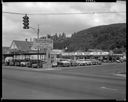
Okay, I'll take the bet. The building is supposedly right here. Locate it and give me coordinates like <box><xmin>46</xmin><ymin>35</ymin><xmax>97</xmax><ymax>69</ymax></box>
<box><xmin>3</xmin><ymin>37</ymin><xmax>54</xmax><ymax>68</ymax></box>
<box><xmin>2</xmin><ymin>47</ymin><xmax>10</xmax><ymax>64</ymax></box>
<box><xmin>10</xmin><ymin>40</ymin><xmax>33</xmax><ymax>52</ymax></box>
<box><xmin>9</xmin><ymin>40</ymin><xmax>33</xmax><ymax>60</ymax></box>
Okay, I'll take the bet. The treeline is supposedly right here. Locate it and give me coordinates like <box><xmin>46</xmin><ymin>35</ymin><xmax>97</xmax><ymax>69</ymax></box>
<box><xmin>46</xmin><ymin>32</ymin><xmax>70</xmax><ymax>50</ymax></box>
<box><xmin>43</xmin><ymin>23</ymin><xmax>126</xmax><ymax>53</ymax></box>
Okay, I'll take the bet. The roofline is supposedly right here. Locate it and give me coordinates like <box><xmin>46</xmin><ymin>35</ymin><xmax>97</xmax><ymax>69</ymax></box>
<box><xmin>9</xmin><ymin>40</ymin><xmax>14</xmax><ymax>49</ymax></box>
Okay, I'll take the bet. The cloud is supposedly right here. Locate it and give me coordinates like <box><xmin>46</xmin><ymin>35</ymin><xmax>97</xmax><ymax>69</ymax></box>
<box><xmin>2</xmin><ymin>2</ymin><xmax>126</xmax><ymax>46</ymax></box>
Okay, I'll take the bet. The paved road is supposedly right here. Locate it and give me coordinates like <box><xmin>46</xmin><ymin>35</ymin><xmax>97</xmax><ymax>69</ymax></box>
<box><xmin>2</xmin><ymin>63</ymin><xmax>126</xmax><ymax>100</ymax></box>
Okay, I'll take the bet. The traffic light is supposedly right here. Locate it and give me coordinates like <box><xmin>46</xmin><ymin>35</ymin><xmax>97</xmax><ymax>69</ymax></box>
<box><xmin>23</xmin><ymin>14</ymin><xmax>29</xmax><ymax>29</ymax></box>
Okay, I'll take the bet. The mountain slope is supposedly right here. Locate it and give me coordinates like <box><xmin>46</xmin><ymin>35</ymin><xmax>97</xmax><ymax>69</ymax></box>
<box><xmin>66</xmin><ymin>23</ymin><xmax>126</xmax><ymax>52</ymax></box>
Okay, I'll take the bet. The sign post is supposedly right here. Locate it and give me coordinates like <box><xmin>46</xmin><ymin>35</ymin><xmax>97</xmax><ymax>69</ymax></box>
<box><xmin>31</xmin><ymin>37</ymin><xmax>53</xmax><ymax>68</ymax></box>
<box><xmin>37</xmin><ymin>25</ymin><xmax>39</xmax><ymax>68</ymax></box>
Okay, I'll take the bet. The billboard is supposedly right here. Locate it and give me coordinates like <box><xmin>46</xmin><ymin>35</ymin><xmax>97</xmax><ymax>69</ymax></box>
<box><xmin>31</xmin><ymin>38</ymin><xmax>53</xmax><ymax>50</ymax></box>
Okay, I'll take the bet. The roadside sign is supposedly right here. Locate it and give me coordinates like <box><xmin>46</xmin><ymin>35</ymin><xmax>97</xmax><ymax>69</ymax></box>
<box><xmin>31</xmin><ymin>38</ymin><xmax>53</xmax><ymax>50</ymax></box>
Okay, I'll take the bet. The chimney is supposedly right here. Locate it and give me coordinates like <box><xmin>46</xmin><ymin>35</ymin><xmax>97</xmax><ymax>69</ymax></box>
<box><xmin>25</xmin><ymin>38</ymin><xmax>27</xmax><ymax>42</ymax></box>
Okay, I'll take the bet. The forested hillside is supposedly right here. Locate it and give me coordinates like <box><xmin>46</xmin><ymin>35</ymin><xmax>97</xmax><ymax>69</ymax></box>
<box><xmin>46</xmin><ymin>23</ymin><xmax>126</xmax><ymax>53</ymax></box>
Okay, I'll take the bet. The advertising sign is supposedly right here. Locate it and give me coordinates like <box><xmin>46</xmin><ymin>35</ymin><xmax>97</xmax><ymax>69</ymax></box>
<box><xmin>31</xmin><ymin>38</ymin><xmax>53</xmax><ymax>50</ymax></box>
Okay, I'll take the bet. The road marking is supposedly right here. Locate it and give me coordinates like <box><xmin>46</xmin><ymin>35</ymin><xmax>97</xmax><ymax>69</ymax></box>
<box><xmin>101</xmin><ymin>86</ymin><xmax>117</xmax><ymax>91</ymax></box>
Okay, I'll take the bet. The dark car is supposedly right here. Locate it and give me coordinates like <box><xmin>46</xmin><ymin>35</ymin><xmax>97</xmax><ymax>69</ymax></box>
<box><xmin>15</xmin><ymin>61</ymin><xmax>21</xmax><ymax>66</ymax></box>
<box><xmin>70</xmin><ymin>60</ymin><xmax>77</xmax><ymax>66</ymax></box>
<box><xmin>57</xmin><ymin>59</ymin><xmax>71</xmax><ymax>67</ymax></box>
<box><xmin>27</xmin><ymin>60</ymin><xmax>44</xmax><ymax>68</ymax></box>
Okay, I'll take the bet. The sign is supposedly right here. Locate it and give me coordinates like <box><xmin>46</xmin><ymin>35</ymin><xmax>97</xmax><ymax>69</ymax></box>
<box><xmin>31</xmin><ymin>38</ymin><xmax>53</xmax><ymax>50</ymax></box>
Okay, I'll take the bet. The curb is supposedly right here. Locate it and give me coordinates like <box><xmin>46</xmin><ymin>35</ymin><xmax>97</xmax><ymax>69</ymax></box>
<box><xmin>114</xmin><ymin>74</ymin><xmax>126</xmax><ymax>77</ymax></box>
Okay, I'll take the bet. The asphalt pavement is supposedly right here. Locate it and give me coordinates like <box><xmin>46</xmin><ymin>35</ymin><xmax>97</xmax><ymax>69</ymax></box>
<box><xmin>2</xmin><ymin>63</ymin><xmax>126</xmax><ymax>100</ymax></box>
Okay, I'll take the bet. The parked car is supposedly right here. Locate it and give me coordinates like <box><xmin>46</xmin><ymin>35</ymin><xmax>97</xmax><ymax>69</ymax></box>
<box><xmin>20</xmin><ymin>61</ymin><xmax>29</xmax><ymax>67</ymax></box>
<box><xmin>116</xmin><ymin>59</ymin><xmax>123</xmax><ymax>63</ymax></box>
<box><xmin>27</xmin><ymin>60</ymin><xmax>43</xmax><ymax>68</ymax></box>
<box><xmin>102</xmin><ymin>60</ymin><xmax>109</xmax><ymax>63</ymax></box>
<box><xmin>9</xmin><ymin>60</ymin><xmax>15</xmax><ymax>66</ymax></box>
<box><xmin>76</xmin><ymin>59</ymin><xmax>86</xmax><ymax>66</ymax></box>
<box><xmin>84</xmin><ymin>59</ymin><xmax>92</xmax><ymax>65</ymax></box>
<box><xmin>52</xmin><ymin>61</ymin><xmax>58</xmax><ymax>67</ymax></box>
<box><xmin>15</xmin><ymin>61</ymin><xmax>21</xmax><ymax>66</ymax></box>
<box><xmin>5</xmin><ymin>57</ymin><xmax>13</xmax><ymax>66</ymax></box>
<box><xmin>90</xmin><ymin>59</ymin><xmax>102</xmax><ymax>65</ymax></box>
<box><xmin>57</xmin><ymin>59</ymin><xmax>71</xmax><ymax>67</ymax></box>
<box><xmin>70</xmin><ymin>60</ymin><xmax>77</xmax><ymax>66</ymax></box>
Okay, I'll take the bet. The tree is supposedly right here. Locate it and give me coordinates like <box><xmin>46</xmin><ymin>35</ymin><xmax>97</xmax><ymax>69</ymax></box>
<box><xmin>62</xmin><ymin>32</ymin><xmax>66</xmax><ymax>39</ymax></box>
<box><xmin>47</xmin><ymin>34</ymin><xmax>51</xmax><ymax>38</ymax></box>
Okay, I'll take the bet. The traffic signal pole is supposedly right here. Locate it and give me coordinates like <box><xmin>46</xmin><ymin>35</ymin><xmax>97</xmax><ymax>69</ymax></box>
<box><xmin>23</xmin><ymin>14</ymin><xmax>40</xmax><ymax>68</ymax></box>
<box><xmin>37</xmin><ymin>25</ymin><xmax>40</xmax><ymax>68</ymax></box>
<box><xmin>23</xmin><ymin>14</ymin><xmax>29</xmax><ymax>29</ymax></box>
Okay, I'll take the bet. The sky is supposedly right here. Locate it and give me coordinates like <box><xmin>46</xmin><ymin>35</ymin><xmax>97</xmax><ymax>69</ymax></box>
<box><xmin>2</xmin><ymin>1</ymin><xmax>126</xmax><ymax>47</ymax></box>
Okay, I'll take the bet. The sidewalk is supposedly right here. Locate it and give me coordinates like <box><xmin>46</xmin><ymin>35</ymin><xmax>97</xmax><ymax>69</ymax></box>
<box><xmin>2</xmin><ymin>65</ymin><xmax>61</xmax><ymax>71</ymax></box>
<box><xmin>114</xmin><ymin>73</ymin><xmax>126</xmax><ymax>77</ymax></box>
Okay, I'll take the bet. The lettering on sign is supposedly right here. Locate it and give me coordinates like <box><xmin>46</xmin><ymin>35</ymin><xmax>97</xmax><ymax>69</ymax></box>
<box><xmin>31</xmin><ymin>38</ymin><xmax>53</xmax><ymax>50</ymax></box>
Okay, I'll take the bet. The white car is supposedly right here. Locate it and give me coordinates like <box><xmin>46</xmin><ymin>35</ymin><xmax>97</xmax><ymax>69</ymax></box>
<box><xmin>20</xmin><ymin>61</ymin><xmax>29</xmax><ymax>67</ymax></box>
<box><xmin>52</xmin><ymin>61</ymin><xmax>58</xmax><ymax>67</ymax></box>
<box><xmin>76</xmin><ymin>59</ymin><xmax>86</xmax><ymax>66</ymax></box>
<box><xmin>84</xmin><ymin>60</ymin><xmax>92</xmax><ymax>65</ymax></box>
<box><xmin>5</xmin><ymin>57</ymin><xmax>13</xmax><ymax>63</ymax></box>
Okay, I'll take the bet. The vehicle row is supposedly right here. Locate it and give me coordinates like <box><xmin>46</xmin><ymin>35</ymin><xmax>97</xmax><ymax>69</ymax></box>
<box><xmin>4</xmin><ymin>58</ymin><xmax>125</xmax><ymax>68</ymax></box>
<box><xmin>5</xmin><ymin>59</ymin><xmax>46</xmax><ymax>68</ymax></box>
<box><xmin>52</xmin><ymin>59</ymin><xmax>102</xmax><ymax>67</ymax></box>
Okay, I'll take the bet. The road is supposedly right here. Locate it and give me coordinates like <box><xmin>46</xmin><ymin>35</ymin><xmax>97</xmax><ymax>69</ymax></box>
<box><xmin>2</xmin><ymin>63</ymin><xmax>126</xmax><ymax>100</ymax></box>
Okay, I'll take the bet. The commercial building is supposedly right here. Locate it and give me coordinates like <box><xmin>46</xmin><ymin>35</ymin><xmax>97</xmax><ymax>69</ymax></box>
<box><xmin>3</xmin><ymin>37</ymin><xmax>53</xmax><ymax>68</ymax></box>
<box><xmin>3</xmin><ymin>38</ymin><xmax>125</xmax><ymax>67</ymax></box>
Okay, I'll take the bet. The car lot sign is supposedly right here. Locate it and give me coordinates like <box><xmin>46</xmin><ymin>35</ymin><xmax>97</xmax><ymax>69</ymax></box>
<box><xmin>31</xmin><ymin>38</ymin><xmax>53</xmax><ymax>50</ymax></box>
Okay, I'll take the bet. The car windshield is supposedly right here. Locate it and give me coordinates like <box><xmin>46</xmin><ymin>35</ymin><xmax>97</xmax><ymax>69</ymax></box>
<box><xmin>85</xmin><ymin>59</ymin><xmax>91</xmax><ymax>61</ymax></box>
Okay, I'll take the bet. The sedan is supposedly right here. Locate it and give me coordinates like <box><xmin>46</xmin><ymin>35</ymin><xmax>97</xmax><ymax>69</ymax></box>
<box><xmin>57</xmin><ymin>59</ymin><xmax>71</xmax><ymax>67</ymax></box>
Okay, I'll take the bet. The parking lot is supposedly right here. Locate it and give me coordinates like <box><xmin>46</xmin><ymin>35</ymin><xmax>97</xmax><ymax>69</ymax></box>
<box><xmin>3</xmin><ymin>55</ymin><xmax>126</xmax><ymax>68</ymax></box>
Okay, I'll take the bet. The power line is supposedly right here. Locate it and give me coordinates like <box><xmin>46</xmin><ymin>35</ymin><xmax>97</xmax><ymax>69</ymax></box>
<box><xmin>3</xmin><ymin>11</ymin><xmax>25</xmax><ymax>15</ymax></box>
<box><xmin>3</xmin><ymin>11</ymin><xmax>126</xmax><ymax>15</ymax></box>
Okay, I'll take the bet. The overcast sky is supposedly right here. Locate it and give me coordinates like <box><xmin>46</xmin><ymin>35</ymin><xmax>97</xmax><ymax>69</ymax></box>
<box><xmin>2</xmin><ymin>1</ymin><xmax>126</xmax><ymax>47</ymax></box>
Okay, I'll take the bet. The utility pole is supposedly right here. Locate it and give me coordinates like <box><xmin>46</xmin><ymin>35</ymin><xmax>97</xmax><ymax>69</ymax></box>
<box><xmin>37</xmin><ymin>25</ymin><xmax>39</xmax><ymax>68</ymax></box>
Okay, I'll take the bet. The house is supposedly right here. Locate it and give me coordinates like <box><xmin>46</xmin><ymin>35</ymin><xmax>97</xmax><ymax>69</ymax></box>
<box><xmin>9</xmin><ymin>37</ymin><xmax>53</xmax><ymax>60</ymax></box>
<box><xmin>9</xmin><ymin>40</ymin><xmax>34</xmax><ymax>60</ymax></box>
<box><xmin>10</xmin><ymin>40</ymin><xmax>33</xmax><ymax>53</ymax></box>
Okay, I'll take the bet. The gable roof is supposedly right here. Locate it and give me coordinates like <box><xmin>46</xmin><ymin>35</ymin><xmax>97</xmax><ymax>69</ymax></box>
<box><xmin>10</xmin><ymin>40</ymin><xmax>33</xmax><ymax>52</ymax></box>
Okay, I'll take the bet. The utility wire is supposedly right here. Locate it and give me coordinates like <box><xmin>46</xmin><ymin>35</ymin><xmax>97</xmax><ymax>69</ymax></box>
<box><xmin>3</xmin><ymin>11</ymin><xmax>126</xmax><ymax>15</ymax></box>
